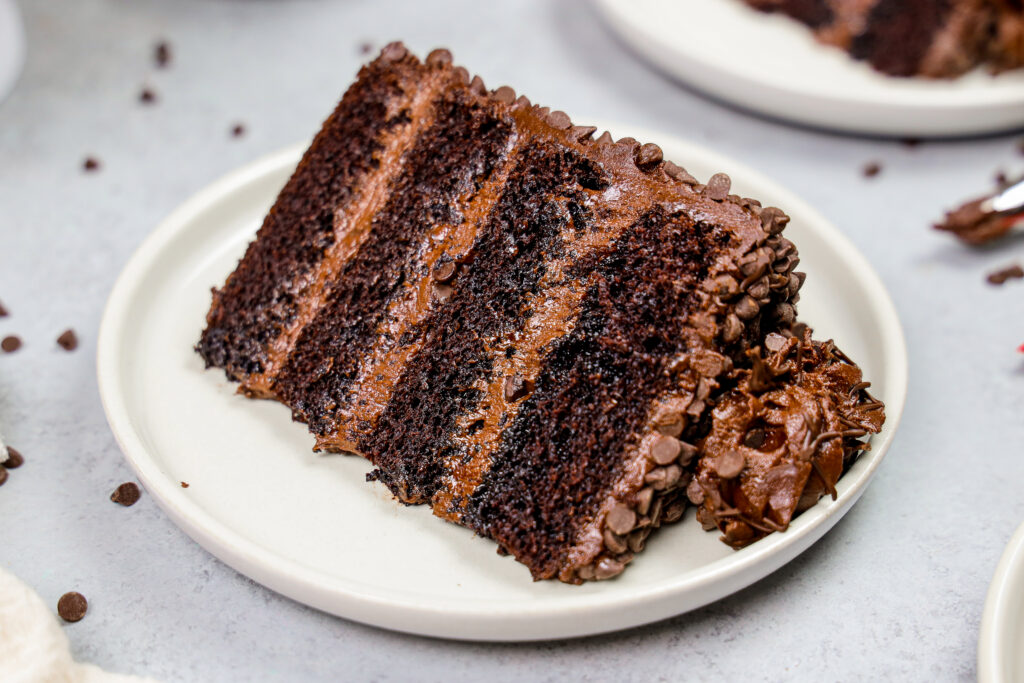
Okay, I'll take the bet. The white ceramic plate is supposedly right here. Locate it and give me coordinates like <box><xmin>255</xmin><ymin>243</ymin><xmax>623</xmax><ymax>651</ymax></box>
<box><xmin>0</xmin><ymin>0</ymin><xmax>25</xmax><ymax>104</ymax></box>
<box><xmin>979</xmin><ymin>523</ymin><xmax>1024</xmax><ymax>682</ymax></box>
<box><xmin>97</xmin><ymin>122</ymin><xmax>907</xmax><ymax>641</ymax></box>
<box><xmin>594</xmin><ymin>0</ymin><xmax>1024</xmax><ymax>137</ymax></box>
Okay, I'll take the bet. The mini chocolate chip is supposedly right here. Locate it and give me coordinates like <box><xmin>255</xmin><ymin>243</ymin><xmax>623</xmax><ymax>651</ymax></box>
<box><xmin>231</xmin><ymin>123</ymin><xmax>246</xmax><ymax>138</ymax></box>
<box><xmin>663</xmin><ymin>464</ymin><xmax>682</xmax><ymax>489</ymax></box>
<box><xmin>433</xmin><ymin>260</ymin><xmax>456</xmax><ymax>283</ymax></box>
<box><xmin>82</xmin><ymin>157</ymin><xmax>100</xmax><ymax>172</ymax></box>
<box><xmin>503</xmin><ymin>375</ymin><xmax>530</xmax><ymax>402</ymax></box>
<box><xmin>513</xmin><ymin>94</ymin><xmax>530</xmax><ymax>108</ymax></box>
<box><xmin>432</xmin><ymin>283</ymin><xmax>453</xmax><ymax>302</ymax></box>
<box><xmin>603</xmin><ymin>528</ymin><xmax>628</xmax><ymax>554</ymax></box>
<box><xmin>2</xmin><ymin>335</ymin><xmax>21</xmax><ymax>353</ymax></box>
<box><xmin>469</xmin><ymin>75</ymin><xmax>486</xmax><ymax>95</ymax></box>
<box><xmin>57</xmin><ymin>592</ymin><xmax>88</xmax><ymax>622</ymax></box>
<box><xmin>862</xmin><ymin>162</ymin><xmax>881</xmax><ymax>178</ymax></box>
<box><xmin>569</xmin><ymin>125</ymin><xmax>597</xmax><ymax>142</ymax></box>
<box><xmin>633</xmin><ymin>143</ymin><xmax>663</xmax><ymax>172</ymax></box>
<box><xmin>655</xmin><ymin>413</ymin><xmax>684</xmax><ymax>437</ymax></box>
<box><xmin>492</xmin><ymin>85</ymin><xmax>515</xmax><ymax>104</ymax></box>
<box><xmin>0</xmin><ymin>300</ymin><xmax>7</xmax><ymax>316</ymax></box>
<box><xmin>765</xmin><ymin>332</ymin><xmax>787</xmax><ymax>353</ymax></box>
<box><xmin>635</xmin><ymin>487</ymin><xmax>654</xmax><ymax>516</ymax></box>
<box><xmin>663</xmin><ymin>498</ymin><xmax>686</xmax><ymax>524</ymax></box>
<box><xmin>686</xmin><ymin>478</ymin><xmax>705</xmax><ymax>505</ymax></box>
<box><xmin>744</xmin><ymin>428</ymin><xmax>766</xmax><ymax>449</ymax></box>
<box><xmin>3</xmin><ymin>447</ymin><xmax>23</xmax><ymax>469</ymax></box>
<box><xmin>663</xmin><ymin>161</ymin><xmax>698</xmax><ymax>185</ymax></box>
<box><xmin>154</xmin><ymin>41</ymin><xmax>171</xmax><ymax>68</ymax></box>
<box><xmin>380</xmin><ymin>42</ymin><xmax>408</xmax><ymax>62</ymax></box>
<box><xmin>425</xmin><ymin>48</ymin><xmax>452</xmax><ymax>66</ymax></box>
<box><xmin>713</xmin><ymin>274</ymin><xmax>739</xmax><ymax>297</ymax></box>
<box><xmin>760</xmin><ymin>207</ymin><xmax>789</xmax><ymax>235</ymax></box>
<box><xmin>747</xmin><ymin>277</ymin><xmax>770</xmax><ymax>300</ymax></box>
<box><xmin>180</xmin><ymin>481</ymin><xmax>189</xmax><ymax>488</ymax></box>
<box><xmin>714</xmin><ymin>451</ymin><xmax>746</xmax><ymax>479</ymax></box>
<box><xmin>735</xmin><ymin>295</ymin><xmax>759</xmax><ymax>321</ymax></box>
<box><xmin>722</xmin><ymin>313</ymin><xmax>743</xmax><ymax>343</ymax></box>
<box><xmin>452</xmin><ymin>67</ymin><xmax>469</xmax><ymax>85</ymax></box>
<box><xmin>677</xmin><ymin>441</ymin><xmax>697</xmax><ymax>467</ymax></box>
<box><xmin>139</xmin><ymin>88</ymin><xmax>157</xmax><ymax>104</ymax></box>
<box><xmin>56</xmin><ymin>329</ymin><xmax>78</xmax><ymax>351</ymax></box>
<box><xmin>547</xmin><ymin>110</ymin><xmax>571</xmax><ymax>129</ymax></box>
<box><xmin>606</xmin><ymin>504</ymin><xmax>637</xmax><ymax>535</ymax></box>
<box><xmin>596</xmin><ymin>131</ymin><xmax>613</xmax><ymax>145</ymax></box>
<box><xmin>772</xmin><ymin>302</ymin><xmax>796</xmax><ymax>325</ymax></box>
<box><xmin>110</xmin><ymin>482</ymin><xmax>141</xmax><ymax>506</ymax></box>
<box><xmin>0</xmin><ymin>466</ymin><xmax>7</xmax><ymax>486</ymax></box>
<box><xmin>649</xmin><ymin>434</ymin><xmax>681</xmax><ymax>465</ymax></box>
<box><xmin>987</xmin><ymin>264</ymin><xmax>1024</xmax><ymax>285</ymax></box>
<box><xmin>576</xmin><ymin>564</ymin><xmax>596</xmax><ymax>581</ymax></box>
<box><xmin>594</xmin><ymin>557</ymin><xmax>625</xmax><ymax>580</ymax></box>
<box><xmin>627</xmin><ymin>528</ymin><xmax>650</xmax><ymax>553</ymax></box>
<box><xmin>704</xmin><ymin>173</ymin><xmax>731</xmax><ymax>201</ymax></box>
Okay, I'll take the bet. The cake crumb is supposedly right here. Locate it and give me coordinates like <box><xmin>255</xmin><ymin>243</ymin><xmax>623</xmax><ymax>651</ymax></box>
<box><xmin>110</xmin><ymin>482</ymin><xmax>141</xmax><ymax>506</ymax></box>
<box><xmin>230</xmin><ymin>123</ymin><xmax>246</xmax><ymax>138</ymax></box>
<box><xmin>862</xmin><ymin>162</ymin><xmax>882</xmax><ymax>178</ymax></box>
<box><xmin>139</xmin><ymin>87</ymin><xmax>157</xmax><ymax>104</ymax></box>
<box><xmin>1</xmin><ymin>335</ymin><xmax>21</xmax><ymax>353</ymax></box>
<box><xmin>180</xmin><ymin>481</ymin><xmax>189</xmax><ymax>488</ymax></box>
<box><xmin>82</xmin><ymin>157</ymin><xmax>100</xmax><ymax>172</ymax></box>
<box><xmin>57</xmin><ymin>592</ymin><xmax>88</xmax><ymax>623</ymax></box>
<box><xmin>358</xmin><ymin>41</ymin><xmax>373</xmax><ymax>55</ymax></box>
<box><xmin>154</xmin><ymin>41</ymin><xmax>171</xmax><ymax>68</ymax></box>
<box><xmin>986</xmin><ymin>264</ymin><xmax>1024</xmax><ymax>285</ymax></box>
<box><xmin>56</xmin><ymin>329</ymin><xmax>78</xmax><ymax>351</ymax></box>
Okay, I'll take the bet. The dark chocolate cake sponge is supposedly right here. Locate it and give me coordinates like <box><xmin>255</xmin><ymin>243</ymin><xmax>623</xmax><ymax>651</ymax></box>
<box><xmin>197</xmin><ymin>43</ymin><xmax>884</xmax><ymax>582</ymax></box>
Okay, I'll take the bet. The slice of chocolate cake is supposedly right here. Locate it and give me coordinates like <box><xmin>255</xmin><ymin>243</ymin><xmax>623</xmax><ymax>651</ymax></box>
<box><xmin>198</xmin><ymin>43</ymin><xmax>883</xmax><ymax>582</ymax></box>
<box><xmin>745</xmin><ymin>0</ymin><xmax>1024</xmax><ymax>78</ymax></box>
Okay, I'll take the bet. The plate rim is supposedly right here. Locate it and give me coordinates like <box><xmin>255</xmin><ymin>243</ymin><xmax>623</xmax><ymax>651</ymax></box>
<box><xmin>978</xmin><ymin>522</ymin><xmax>1024</xmax><ymax>683</ymax></box>
<box><xmin>593</xmin><ymin>0</ymin><xmax>1024</xmax><ymax>137</ymax></box>
<box><xmin>97</xmin><ymin>127</ymin><xmax>908</xmax><ymax>641</ymax></box>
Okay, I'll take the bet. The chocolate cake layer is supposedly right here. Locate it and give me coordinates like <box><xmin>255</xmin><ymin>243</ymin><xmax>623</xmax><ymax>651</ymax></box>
<box><xmin>198</xmin><ymin>43</ymin><xmax>884</xmax><ymax>583</ymax></box>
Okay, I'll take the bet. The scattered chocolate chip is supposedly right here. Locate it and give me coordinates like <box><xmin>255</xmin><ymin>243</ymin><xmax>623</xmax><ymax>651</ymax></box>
<box><xmin>230</xmin><ymin>123</ymin><xmax>246</xmax><ymax>138</ymax></box>
<box><xmin>503</xmin><ymin>374</ymin><xmax>530</xmax><ymax>402</ymax></box>
<box><xmin>57</xmin><ymin>592</ymin><xmax>88</xmax><ymax>623</ymax></box>
<box><xmin>56</xmin><ymin>329</ymin><xmax>78</xmax><ymax>351</ymax></box>
<box><xmin>358</xmin><ymin>41</ymin><xmax>373</xmax><ymax>56</ymax></box>
<box><xmin>3</xmin><ymin>447</ymin><xmax>23</xmax><ymax>469</ymax></box>
<box><xmin>987</xmin><ymin>264</ymin><xmax>1024</xmax><ymax>285</ymax></box>
<box><xmin>180</xmin><ymin>481</ymin><xmax>189</xmax><ymax>488</ymax></box>
<box><xmin>1</xmin><ymin>335</ymin><xmax>21</xmax><ymax>353</ymax></box>
<box><xmin>492</xmin><ymin>85</ymin><xmax>515</xmax><ymax>104</ymax></box>
<box><xmin>0</xmin><ymin>300</ymin><xmax>7</xmax><ymax>317</ymax></box>
<box><xmin>714</xmin><ymin>451</ymin><xmax>746</xmax><ymax>479</ymax></box>
<box><xmin>744</xmin><ymin>428</ymin><xmax>766</xmax><ymax>449</ymax></box>
<box><xmin>606</xmin><ymin>504</ymin><xmax>637</xmax><ymax>535</ymax></box>
<box><xmin>649</xmin><ymin>434</ymin><xmax>681</xmax><ymax>465</ymax></box>
<box><xmin>139</xmin><ymin>87</ymin><xmax>157</xmax><ymax>104</ymax></box>
<box><xmin>82</xmin><ymin>157</ymin><xmax>100</xmax><ymax>172</ymax></box>
<box><xmin>862</xmin><ymin>162</ymin><xmax>881</xmax><ymax>178</ymax></box>
<box><xmin>154</xmin><ymin>41</ymin><xmax>171</xmax><ymax>68</ymax></box>
<box><xmin>0</xmin><ymin>466</ymin><xmax>7</xmax><ymax>487</ymax></box>
<box><xmin>704</xmin><ymin>173</ymin><xmax>731</xmax><ymax>201</ymax></box>
<box><xmin>432</xmin><ymin>260</ymin><xmax>456</xmax><ymax>283</ymax></box>
<box><xmin>110</xmin><ymin>482</ymin><xmax>141</xmax><ymax>506</ymax></box>
<box><xmin>633</xmin><ymin>143</ymin><xmax>663</xmax><ymax>172</ymax></box>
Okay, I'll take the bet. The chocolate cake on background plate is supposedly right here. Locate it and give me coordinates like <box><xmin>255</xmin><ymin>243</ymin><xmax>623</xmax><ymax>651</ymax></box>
<box><xmin>197</xmin><ymin>43</ymin><xmax>884</xmax><ymax>583</ymax></box>
<box><xmin>745</xmin><ymin>0</ymin><xmax>1024</xmax><ymax>78</ymax></box>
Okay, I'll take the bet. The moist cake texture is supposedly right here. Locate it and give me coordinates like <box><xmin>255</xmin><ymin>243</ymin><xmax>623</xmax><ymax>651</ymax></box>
<box><xmin>745</xmin><ymin>0</ymin><xmax>1024</xmax><ymax>77</ymax></box>
<box><xmin>197</xmin><ymin>43</ymin><xmax>884</xmax><ymax>582</ymax></box>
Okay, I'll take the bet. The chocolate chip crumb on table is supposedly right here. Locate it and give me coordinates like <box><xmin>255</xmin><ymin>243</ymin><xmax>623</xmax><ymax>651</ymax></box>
<box><xmin>57</xmin><ymin>592</ymin><xmax>88</xmax><ymax>623</ymax></box>
<box><xmin>56</xmin><ymin>329</ymin><xmax>78</xmax><ymax>351</ymax></box>
<box><xmin>1</xmin><ymin>335</ymin><xmax>21</xmax><ymax>353</ymax></box>
<box><xmin>987</xmin><ymin>264</ymin><xmax>1024</xmax><ymax>285</ymax></box>
<box><xmin>111</xmin><ymin>482</ymin><xmax>141</xmax><ymax>506</ymax></box>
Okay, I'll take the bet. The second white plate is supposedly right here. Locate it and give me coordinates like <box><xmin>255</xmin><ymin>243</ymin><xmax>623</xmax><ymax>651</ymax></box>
<box><xmin>979</xmin><ymin>523</ymin><xmax>1024</xmax><ymax>683</ymax></box>
<box><xmin>595</xmin><ymin>0</ymin><xmax>1024</xmax><ymax>137</ymax></box>
<box><xmin>97</xmin><ymin>122</ymin><xmax>907</xmax><ymax>641</ymax></box>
